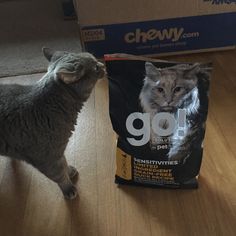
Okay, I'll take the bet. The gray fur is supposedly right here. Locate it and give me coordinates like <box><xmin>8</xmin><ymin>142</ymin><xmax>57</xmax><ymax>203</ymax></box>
<box><xmin>0</xmin><ymin>48</ymin><xmax>105</xmax><ymax>199</ymax></box>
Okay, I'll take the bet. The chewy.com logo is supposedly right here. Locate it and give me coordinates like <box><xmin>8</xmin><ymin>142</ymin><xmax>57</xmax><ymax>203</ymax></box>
<box><xmin>124</xmin><ymin>27</ymin><xmax>199</xmax><ymax>43</ymax></box>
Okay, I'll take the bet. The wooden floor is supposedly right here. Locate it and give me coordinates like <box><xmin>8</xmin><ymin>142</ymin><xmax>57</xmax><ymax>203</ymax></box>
<box><xmin>0</xmin><ymin>50</ymin><xmax>236</xmax><ymax>236</ymax></box>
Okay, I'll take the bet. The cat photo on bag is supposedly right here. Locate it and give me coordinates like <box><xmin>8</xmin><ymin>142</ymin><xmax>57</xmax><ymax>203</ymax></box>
<box><xmin>139</xmin><ymin>62</ymin><xmax>211</xmax><ymax>162</ymax></box>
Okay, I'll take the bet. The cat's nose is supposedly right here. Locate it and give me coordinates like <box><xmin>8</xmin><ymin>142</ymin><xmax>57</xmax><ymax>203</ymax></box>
<box><xmin>97</xmin><ymin>62</ymin><xmax>107</xmax><ymax>78</ymax></box>
<box><xmin>166</xmin><ymin>99</ymin><xmax>172</xmax><ymax>105</ymax></box>
<box><xmin>97</xmin><ymin>61</ymin><xmax>105</xmax><ymax>69</ymax></box>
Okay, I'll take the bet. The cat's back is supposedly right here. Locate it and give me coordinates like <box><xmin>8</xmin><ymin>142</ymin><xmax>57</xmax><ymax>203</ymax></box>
<box><xmin>0</xmin><ymin>83</ymin><xmax>32</xmax><ymax>117</ymax></box>
<box><xmin>0</xmin><ymin>83</ymin><xmax>31</xmax><ymax>99</ymax></box>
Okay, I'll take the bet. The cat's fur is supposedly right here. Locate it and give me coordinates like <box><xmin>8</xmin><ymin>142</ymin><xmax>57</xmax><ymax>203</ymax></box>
<box><xmin>139</xmin><ymin>62</ymin><xmax>210</xmax><ymax>162</ymax></box>
<box><xmin>0</xmin><ymin>48</ymin><xmax>105</xmax><ymax>199</ymax></box>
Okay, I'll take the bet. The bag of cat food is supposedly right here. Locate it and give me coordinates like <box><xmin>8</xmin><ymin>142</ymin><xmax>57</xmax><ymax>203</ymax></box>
<box><xmin>105</xmin><ymin>54</ymin><xmax>212</xmax><ymax>188</ymax></box>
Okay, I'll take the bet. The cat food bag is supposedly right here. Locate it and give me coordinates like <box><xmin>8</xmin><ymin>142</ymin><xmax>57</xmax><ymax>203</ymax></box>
<box><xmin>105</xmin><ymin>54</ymin><xmax>212</xmax><ymax>188</ymax></box>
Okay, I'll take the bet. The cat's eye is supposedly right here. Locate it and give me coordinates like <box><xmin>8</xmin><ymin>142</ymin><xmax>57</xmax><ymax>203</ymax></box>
<box><xmin>174</xmin><ymin>87</ymin><xmax>182</xmax><ymax>93</ymax></box>
<box><xmin>157</xmin><ymin>87</ymin><xmax>164</xmax><ymax>93</ymax></box>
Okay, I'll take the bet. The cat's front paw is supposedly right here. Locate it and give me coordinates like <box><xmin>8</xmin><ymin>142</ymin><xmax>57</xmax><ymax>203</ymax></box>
<box><xmin>63</xmin><ymin>185</ymin><xmax>78</xmax><ymax>200</ymax></box>
<box><xmin>68</xmin><ymin>165</ymin><xmax>79</xmax><ymax>181</ymax></box>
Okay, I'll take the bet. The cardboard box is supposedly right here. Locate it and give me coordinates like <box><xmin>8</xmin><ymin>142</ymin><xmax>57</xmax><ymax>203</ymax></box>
<box><xmin>74</xmin><ymin>0</ymin><xmax>236</xmax><ymax>57</ymax></box>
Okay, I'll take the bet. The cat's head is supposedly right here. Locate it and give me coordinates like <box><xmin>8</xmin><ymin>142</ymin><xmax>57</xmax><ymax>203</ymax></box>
<box><xmin>144</xmin><ymin>62</ymin><xmax>203</xmax><ymax>112</ymax></box>
<box><xmin>42</xmin><ymin>47</ymin><xmax>105</xmax><ymax>85</ymax></box>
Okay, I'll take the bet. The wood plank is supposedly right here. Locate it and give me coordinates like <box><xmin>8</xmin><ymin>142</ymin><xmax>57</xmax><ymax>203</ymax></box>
<box><xmin>94</xmin><ymin>79</ymin><xmax>119</xmax><ymax>235</ymax></box>
<box><xmin>69</xmin><ymin>89</ymin><xmax>99</xmax><ymax>236</ymax></box>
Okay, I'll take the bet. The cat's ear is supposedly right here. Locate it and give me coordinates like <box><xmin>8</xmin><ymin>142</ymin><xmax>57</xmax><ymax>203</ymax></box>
<box><xmin>184</xmin><ymin>63</ymin><xmax>201</xmax><ymax>77</ymax></box>
<box><xmin>199</xmin><ymin>62</ymin><xmax>213</xmax><ymax>77</ymax></box>
<box><xmin>184</xmin><ymin>63</ymin><xmax>212</xmax><ymax>79</ymax></box>
<box><xmin>145</xmin><ymin>62</ymin><xmax>161</xmax><ymax>78</ymax></box>
<box><xmin>42</xmin><ymin>47</ymin><xmax>54</xmax><ymax>61</ymax></box>
<box><xmin>56</xmin><ymin>65</ymin><xmax>85</xmax><ymax>84</ymax></box>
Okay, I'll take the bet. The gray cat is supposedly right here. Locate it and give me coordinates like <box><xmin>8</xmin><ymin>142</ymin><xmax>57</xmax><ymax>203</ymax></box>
<box><xmin>0</xmin><ymin>48</ymin><xmax>105</xmax><ymax>199</ymax></box>
<box><xmin>140</xmin><ymin>62</ymin><xmax>210</xmax><ymax>162</ymax></box>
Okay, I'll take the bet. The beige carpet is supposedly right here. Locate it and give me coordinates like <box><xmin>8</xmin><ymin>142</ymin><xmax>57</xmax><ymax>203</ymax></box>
<box><xmin>0</xmin><ymin>0</ymin><xmax>81</xmax><ymax>78</ymax></box>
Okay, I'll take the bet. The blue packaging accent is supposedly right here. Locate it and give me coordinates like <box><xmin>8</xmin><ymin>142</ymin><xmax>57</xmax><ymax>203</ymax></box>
<box><xmin>81</xmin><ymin>12</ymin><xmax>236</xmax><ymax>57</ymax></box>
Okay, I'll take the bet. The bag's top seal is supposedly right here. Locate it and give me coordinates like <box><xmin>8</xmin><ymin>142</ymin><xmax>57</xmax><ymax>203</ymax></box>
<box><xmin>104</xmin><ymin>53</ymin><xmax>212</xmax><ymax>70</ymax></box>
<box><xmin>104</xmin><ymin>53</ymin><xmax>170</xmax><ymax>63</ymax></box>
